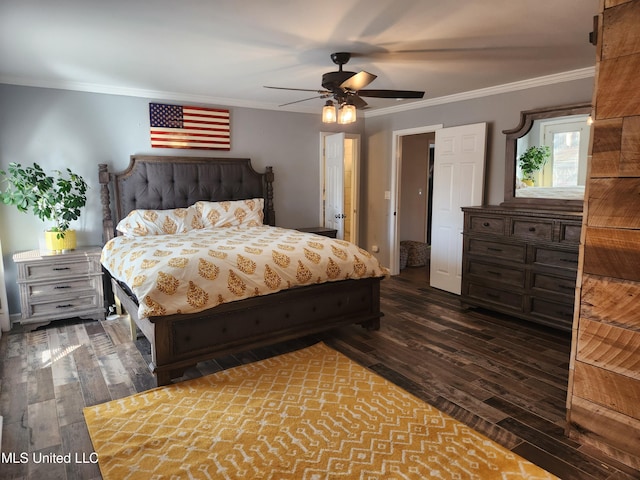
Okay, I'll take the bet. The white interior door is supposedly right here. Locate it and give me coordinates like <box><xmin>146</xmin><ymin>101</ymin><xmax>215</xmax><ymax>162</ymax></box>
<box><xmin>324</xmin><ymin>133</ymin><xmax>345</xmax><ymax>239</ymax></box>
<box><xmin>430</xmin><ymin>123</ymin><xmax>487</xmax><ymax>294</ymax></box>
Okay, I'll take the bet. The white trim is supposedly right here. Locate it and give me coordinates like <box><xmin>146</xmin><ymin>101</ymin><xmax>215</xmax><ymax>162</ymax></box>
<box><xmin>365</xmin><ymin>67</ymin><xmax>595</xmax><ymax>118</ymax></box>
<box><xmin>0</xmin><ymin>66</ymin><xmax>594</xmax><ymax>116</ymax></box>
<box><xmin>389</xmin><ymin>124</ymin><xmax>443</xmax><ymax>275</ymax></box>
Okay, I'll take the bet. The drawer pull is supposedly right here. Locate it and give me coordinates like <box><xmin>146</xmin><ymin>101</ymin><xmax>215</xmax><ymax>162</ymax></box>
<box><xmin>483</xmin><ymin>222</ymin><xmax>490</xmax><ymax>227</ymax></box>
<box><xmin>486</xmin><ymin>293</ymin><xmax>500</xmax><ymax>299</ymax></box>
<box><xmin>487</xmin><ymin>247</ymin><xmax>503</xmax><ymax>252</ymax></box>
<box><xmin>56</xmin><ymin>303</ymin><xmax>74</xmax><ymax>309</ymax></box>
<box><xmin>54</xmin><ymin>285</ymin><xmax>72</xmax><ymax>289</ymax></box>
<box><xmin>487</xmin><ymin>270</ymin><xmax>502</xmax><ymax>277</ymax></box>
<box><xmin>52</xmin><ymin>267</ymin><xmax>71</xmax><ymax>271</ymax></box>
<box><xmin>528</xmin><ymin>227</ymin><xmax>536</xmax><ymax>232</ymax></box>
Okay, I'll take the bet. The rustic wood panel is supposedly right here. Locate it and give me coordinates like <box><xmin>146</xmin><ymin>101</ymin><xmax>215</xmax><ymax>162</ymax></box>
<box><xmin>583</xmin><ymin>227</ymin><xmax>640</xmax><ymax>281</ymax></box>
<box><xmin>621</xmin><ymin>115</ymin><xmax>640</xmax><ymax>175</ymax></box>
<box><xmin>596</xmin><ymin>54</ymin><xmax>640</xmax><ymax>119</ymax></box>
<box><xmin>586</xmin><ymin>178</ymin><xmax>640</xmax><ymax>228</ymax></box>
<box><xmin>568</xmin><ymin>396</ymin><xmax>640</xmax><ymax>465</ymax></box>
<box><xmin>580</xmin><ymin>274</ymin><xmax>640</xmax><ymax>330</ymax></box>
<box><xmin>602</xmin><ymin>0</ymin><xmax>640</xmax><ymax>58</ymax></box>
<box><xmin>606</xmin><ymin>0</ymin><xmax>634</xmax><ymax>8</ymax></box>
<box><xmin>573</xmin><ymin>361</ymin><xmax>640</xmax><ymax>419</ymax></box>
<box><xmin>590</xmin><ymin>118</ymin><xmax>622</xmax><ymax>177</ymax></box>
<box><xmin>576</xmin><ymin>318</ymin><xmax>640</xmax><ymax>379</ymax></box>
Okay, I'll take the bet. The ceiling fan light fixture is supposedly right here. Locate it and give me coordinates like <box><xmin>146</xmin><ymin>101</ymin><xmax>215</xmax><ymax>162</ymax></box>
<box><xmin>338</xmin><ymin>103</ymin><xmax>356</xmax><ymax>124</ymax></box>
<box><xmin>322</xmin><ymin>100</ymin><xmax>337</xmax><ymax>123</ymax></box>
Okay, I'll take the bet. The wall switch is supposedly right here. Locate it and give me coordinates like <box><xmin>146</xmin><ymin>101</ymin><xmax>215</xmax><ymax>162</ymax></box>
<box><xmin>384</xmin><ymin>191</ymin><xmax>391</xmax><ymax>200</ymax></box>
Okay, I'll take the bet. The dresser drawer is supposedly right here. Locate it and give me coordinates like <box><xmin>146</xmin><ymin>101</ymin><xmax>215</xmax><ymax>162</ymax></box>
<box><xmin>467</xmin><ymin>238</ymin><xmax>526</xmax><ymax>262</ymax></box>
<box><xmin>510</xmin><ymin>218</ymin><xmax>553</xmax><ymax>241</ymax></box>
<box><xmin>25</xmin><ymin>276</ymin><xmax>102</xmax><ymax>299</ymax></box>
<box><xmin>467</xmin><ymin>260</ymin><xmax>525</xmax><ymax>288</ymax></box>
<box><xmin>529</xmin><ymin>297</ymin><xmax>574</xmax><ymax>331</ymax></box>
<box><xmin>466</xmin><ymin>283</ymin><xmax>524</xmax><ymax>310</ymax></box>
<box><xmin>467</xmin><ymin>215</ymin><xmax>506</xmax><ymax>236</ymax></box>
<box><xmin>533</xmin><ymin>247</ymin><xmax>579</xmax><ymax>269</ymax></box>
<box><xmin>559</xmin><ymin>222</ymin><xmax>582</xmax><ymax>244</ymax></box>
<box><xmin>20</xmin><ymin>257</ymin><xmax>100</xmax><ymax>281</ymax></box>
<box><xmin>531</xmin><ymin>272</ymin><xmax>577</xmax><ymax>297</ymax></box>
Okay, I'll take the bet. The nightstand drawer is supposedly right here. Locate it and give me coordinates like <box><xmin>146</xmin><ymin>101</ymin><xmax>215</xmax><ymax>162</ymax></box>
<box><xmin>28</xmin><ymin>293</ymin><xmax>102</xmax><ymax>318</ymax></box>
<box><xmin>20</xmin><ymin>257</ymin><xmax>99</xmax><ymax>281</ymax></box>
<box><xmin>25</xmin><ymin>276</ymin><xmax>102</xmax><ymax>299</ymax></box>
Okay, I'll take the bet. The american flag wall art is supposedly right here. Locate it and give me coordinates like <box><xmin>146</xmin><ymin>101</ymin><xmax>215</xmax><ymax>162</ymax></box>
<box><xmin>149</xmin><ymin>103</ymin><xmax>230</xmax><ymax>150</ymax></box>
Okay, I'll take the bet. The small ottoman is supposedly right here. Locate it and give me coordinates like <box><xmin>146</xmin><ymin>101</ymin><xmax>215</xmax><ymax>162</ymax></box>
<box><xmin>399</xmin><ymin>244</ymin><xmax>409</xmax><ymax>269</ymax></box>
<box><xmin>400</xmin><ymin>240</ymin><xmax>430</xmax><ymax>267</ymax></box>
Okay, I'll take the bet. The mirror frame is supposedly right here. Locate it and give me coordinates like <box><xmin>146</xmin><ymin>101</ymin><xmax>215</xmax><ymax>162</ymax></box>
<box><xmin>501</xmin><ymin>102</ymin><xmax>592</xmax><ymax>211</ymax></box>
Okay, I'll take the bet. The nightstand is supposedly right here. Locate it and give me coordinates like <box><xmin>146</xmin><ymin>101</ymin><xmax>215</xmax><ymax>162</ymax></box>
<box><xmin>13</xmin><ymin>246</ymin><xmax>105</xmax><ymax>330</ymax></box>
<box><xmin>296</xmin><ymin>227</ymin><xmax>338</xmax><ymax>238</ymax></box>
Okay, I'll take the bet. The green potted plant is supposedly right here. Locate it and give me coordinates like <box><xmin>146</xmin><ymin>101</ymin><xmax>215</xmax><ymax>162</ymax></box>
<box><xmin>518</xmin><ymin>145</ymin><xmax>551</xmax><ymax>186</ymax></box>
<box><xmin>0</xmin><ymin>162</ymin><xmax>88</xmax><ymax>251</ymax></box>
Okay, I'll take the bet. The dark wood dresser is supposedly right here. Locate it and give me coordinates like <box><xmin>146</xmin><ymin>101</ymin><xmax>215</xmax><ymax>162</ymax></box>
<box><xmin>461</xmin><ymin>206</ymin><xmax>582</xmax><ymax>331</ymax></box>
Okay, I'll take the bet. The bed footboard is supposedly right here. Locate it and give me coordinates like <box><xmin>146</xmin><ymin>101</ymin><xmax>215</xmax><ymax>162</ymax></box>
<box><xmin>113</xmin><ymin>277</ymin><xmax>382</xmax><ymax>386</ymax></box>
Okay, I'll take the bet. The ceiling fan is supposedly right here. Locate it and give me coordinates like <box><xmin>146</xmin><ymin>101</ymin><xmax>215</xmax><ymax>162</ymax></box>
<box><xmin>264</xmin><ymin>52</ymin><xmax>425</xmax><ymax>111</ymax></box>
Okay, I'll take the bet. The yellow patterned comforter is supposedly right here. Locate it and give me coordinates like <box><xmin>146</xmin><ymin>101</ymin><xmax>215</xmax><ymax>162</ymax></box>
<box><xmin>101</xmin><ymin>226</ymin><xmax>388</xmax><ymax>318</ymax></box>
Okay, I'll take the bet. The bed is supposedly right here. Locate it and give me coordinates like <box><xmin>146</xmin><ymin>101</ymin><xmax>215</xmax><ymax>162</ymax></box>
<box><xmin>99</xmin><ymin>155</ymin><xmax>385</xmax><ymax>386</ymax></box>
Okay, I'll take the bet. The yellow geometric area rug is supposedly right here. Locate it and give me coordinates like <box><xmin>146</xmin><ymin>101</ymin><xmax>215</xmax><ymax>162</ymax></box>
<box><xmin>84</xmin><ymin>342</ymin><xmax>558</xmax><ymax>480</ymax></box>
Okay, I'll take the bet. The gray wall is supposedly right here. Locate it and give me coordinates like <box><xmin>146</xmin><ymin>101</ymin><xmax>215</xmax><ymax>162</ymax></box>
<box><xmin>0</xmin><ymin>77</ymin><xmax>593</xmax><ymax>315</ymax></box>
<box><xmin>360</xmin><ymin>76</ymin><xmax>594</xmax><ymax>265</ymax></box>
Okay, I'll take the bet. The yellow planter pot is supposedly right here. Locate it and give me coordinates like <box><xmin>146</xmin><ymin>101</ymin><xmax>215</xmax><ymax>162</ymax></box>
<box><xmin>45</xmin><ymin>230</ymin><xmax>77</xmax><ymax>252</ymax></box>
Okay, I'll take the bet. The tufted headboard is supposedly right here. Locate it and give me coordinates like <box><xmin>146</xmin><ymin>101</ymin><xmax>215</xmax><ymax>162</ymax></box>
<box><xmin>99</xmin><ymin>155</ymin><xmax>275</xmax><ymax>243</ymax></box>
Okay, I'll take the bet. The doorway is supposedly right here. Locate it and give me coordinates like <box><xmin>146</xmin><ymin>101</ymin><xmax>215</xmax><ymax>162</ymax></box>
<box><xmin>319</xmin><ymin>132</ymin><xmax>360</xmax><ymax>243</ymax></box>
<box><xmin>390</xmin><ymin>123</ymin><xmax>487</xmax><ymax>295</ymax></box>
<box><xmin>390</xmin><ymin>124</ymin><xmax>443</xmax><ymax>276</ymax></box>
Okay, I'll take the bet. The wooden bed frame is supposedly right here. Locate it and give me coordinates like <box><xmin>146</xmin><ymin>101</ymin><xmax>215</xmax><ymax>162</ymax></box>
<box><xmin>99</xmin><ymin>155</ymin><xmax>383</xmax><ymax>386</ymax></box>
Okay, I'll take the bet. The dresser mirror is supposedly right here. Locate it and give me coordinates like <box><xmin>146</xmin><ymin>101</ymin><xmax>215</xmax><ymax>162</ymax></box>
<box><xmin>502</xmin><ymin>103</ymin><xmax>592</xmax><ymax>211</ymax></box>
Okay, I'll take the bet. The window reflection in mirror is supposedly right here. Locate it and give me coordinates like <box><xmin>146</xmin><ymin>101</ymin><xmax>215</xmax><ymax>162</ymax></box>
<box><xmin>515</xmin><ymin>114</ymin><xmax>590</xmax><ymax>201</ymax></box>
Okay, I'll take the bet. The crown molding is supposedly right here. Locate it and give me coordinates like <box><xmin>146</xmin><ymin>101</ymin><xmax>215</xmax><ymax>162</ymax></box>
<box><xmin>0</xmin><ymin>75</ymin><xmax>318</xmax><ymax>113</ymax></box>
<box><xmin>0</xmin><ymin>66</ymin><xmax>594</xmax><ymax>117</ymax></box>
<box><xmin>363</xmin><ymin>67</ymin><xmax>596</xmax><ymax>118</ymax></box>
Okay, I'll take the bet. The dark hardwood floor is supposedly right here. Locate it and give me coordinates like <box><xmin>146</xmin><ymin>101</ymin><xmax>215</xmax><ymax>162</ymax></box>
<box><xmin>1</xmin><ymin>266</ymin><xmax>638</xmax><ymax>479</ymax></box>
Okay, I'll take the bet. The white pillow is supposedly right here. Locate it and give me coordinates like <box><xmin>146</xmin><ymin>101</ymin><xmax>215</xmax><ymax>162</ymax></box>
<box><xmin>194</xmin><ymin>198</ymin><xmax>264</xmax><ymax>228</ymax></box>
<box><xmin>116</xmin><ymin>206</ymin><xmax>203</xmax><ymax>236</ymax></box>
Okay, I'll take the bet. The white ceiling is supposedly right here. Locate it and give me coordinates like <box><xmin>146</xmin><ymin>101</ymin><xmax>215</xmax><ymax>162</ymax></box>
<box><xmin>0</xmin><ymin>0</ymin><xmax>599</xmax><ymax>115</ymax></box>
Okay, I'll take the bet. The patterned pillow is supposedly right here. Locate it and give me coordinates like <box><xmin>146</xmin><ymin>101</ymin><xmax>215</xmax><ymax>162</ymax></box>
<box><xmin>116</xmin><ymin>206</ymin><xmax>204</xmax><ymax>236</ymax></box>
<box><xmin>195</xmin><ymin>198</ymin><xmax>264</xmax><ymax>228</ymax></box>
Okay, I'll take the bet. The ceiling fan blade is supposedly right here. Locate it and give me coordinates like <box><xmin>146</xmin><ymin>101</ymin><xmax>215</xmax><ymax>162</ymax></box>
<box><xmin>264</xmin><ymin>86</ymin><xmax>330</xmax><ymax>94</ymax></box>
<box><xmin>340</xmin><ymin>71</ymin><xmax>377</xmax><ymax>91</ymax></box>
<box><xmin>357</xmin><ymin>89</ymin><xmax>425</xmax><ymax>99</ymax></box>
<box><xmin>277</xmin><ymin>95</ymin><xmax>329</xmax><ymax>107</ymax></box>
<box><xmin>349</xmin><ymin>94</ymin><xmax>368</xmax><ymax>109</ymax></box>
